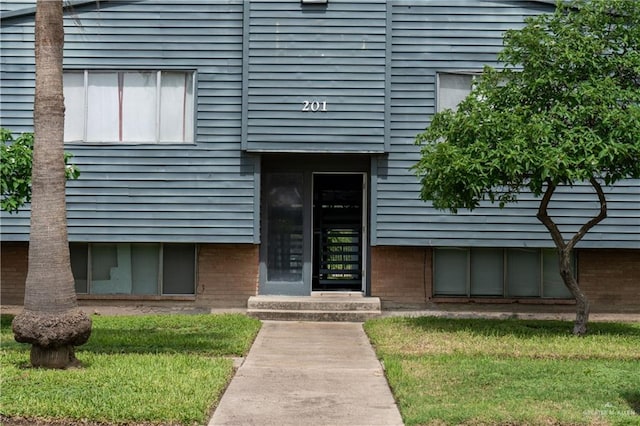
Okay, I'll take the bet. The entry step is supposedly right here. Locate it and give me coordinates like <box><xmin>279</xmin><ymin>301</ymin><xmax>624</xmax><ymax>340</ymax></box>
<box><xmin>247</xmin><ymin>295</ymin><xmax>382</xmax><ymax>322</ymax></box>
<box><xmin>311</xmin><ymin>291</ymin><xmax>364</xmax><ymax>297</ymax></box>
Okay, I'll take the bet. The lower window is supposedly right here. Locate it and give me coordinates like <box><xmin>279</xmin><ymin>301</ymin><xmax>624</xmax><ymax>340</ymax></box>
<box><xmin>433</xmin><ymin>248</ymin><xmax>574</xmax><ymax>298</ymax></box>
<box><xmin>70</xmin><ymin>243</ymin><xmax>196</xmax><ymax>296</ymax></box>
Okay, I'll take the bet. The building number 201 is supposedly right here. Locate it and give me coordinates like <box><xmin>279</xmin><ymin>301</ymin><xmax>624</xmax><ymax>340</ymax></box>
<box><xmin>302</xmin><ymin>100</ymin><xmax>328</xmax><ymax>112</ymax></box>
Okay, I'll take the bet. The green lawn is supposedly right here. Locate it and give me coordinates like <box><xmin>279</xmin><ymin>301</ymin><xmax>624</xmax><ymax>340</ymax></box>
<box><xmin>364</xmin><ymin>317</ymin><xmax>640</xmax><ymax>426</ymax></box>
<box><xmin>0</xmin><ymin>313</ymin><xmax>261</xmax><ymax>425</ymax></box>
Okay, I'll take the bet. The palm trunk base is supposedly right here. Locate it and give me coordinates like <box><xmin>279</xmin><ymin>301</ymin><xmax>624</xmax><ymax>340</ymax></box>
<box><xmin>12</xmin><ymin>309</ymin><xmax>92</xmax><ymax>368</ymax></box>
<box><xmin>30</xmin><ymin>344</ymin><xmax>81</xmax><ymax>369</ymax></box>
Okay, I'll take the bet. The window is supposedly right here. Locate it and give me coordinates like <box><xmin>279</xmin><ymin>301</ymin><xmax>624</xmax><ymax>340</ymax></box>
<box><xmin>433</xmin><ymin>248</ymin><xmax>574</xmax><ymax>299</ymax></box>
<box><xmin>437</xmin><ymin>72</ymin><xmax>478</xmax><ymax>112</ymax></box>
<box><xmin>70</xmin><ymin>243</ymin><xmax>196</xmax><ymax>295</ymax></box>
<box><xmin>63</xmin><ymin>70</ymin><xmax>195</xmax><ymax>143</ymax></box>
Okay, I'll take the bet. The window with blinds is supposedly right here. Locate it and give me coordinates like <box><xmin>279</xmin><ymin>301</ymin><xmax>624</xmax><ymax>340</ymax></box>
<box><xmin>63</xmin><ymin>70</ymin><xmax>195</xmax><ymax>143</ymax></box>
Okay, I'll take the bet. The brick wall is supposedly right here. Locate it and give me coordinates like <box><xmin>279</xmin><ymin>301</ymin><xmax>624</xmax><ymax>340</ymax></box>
<box><xmin>1</xmin><ymin>242</ymin><xmax>260</xmax><ymax>309</ymax></box>
<box><xmin>370</xmin><ymin>246</ymin><xmax>432</xmax><ymax>308</ymax></box>
<box><xmin>371</xmin><ymin>246</ymin><xmax>640</xmax><ymax>313</ymax></box>
<box><xmin>0</xmin><ymin>242</ymin><xmax>28</xmax><ymax>305</ymax></box>
<box><xmin>578</xmin><ymin>249</ymin><xmax>640</xmax><ymax>313</ymax></box>
<box><xmin>4</xmin><ymin>242</ymin><xmax>637</xmax><ymax>313</ymax></box>
<box><xmin>196</xmin><ymin>243</ymin><xmax>259</xmax><ymax>308</ymax></box>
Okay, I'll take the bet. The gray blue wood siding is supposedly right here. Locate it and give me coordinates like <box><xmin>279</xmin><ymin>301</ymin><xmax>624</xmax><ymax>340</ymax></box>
<box><xmin>1</xmin><ymin>1</ymin><xmax>255</xmax><ymax>243</ymax></box>
<box><xmin>244</xmin><ymin>0</ymin><xmax>387</xmax><ymax>152</ymax></box>
<box><xmin>1</xmin><ymin>0</ymin><xmax>638</xmax><ymax>249</ymax></box>
<box><xmin>379</xmin><ymin>0</ymin><xmax>639</xmax><ymax>249</ymax></box>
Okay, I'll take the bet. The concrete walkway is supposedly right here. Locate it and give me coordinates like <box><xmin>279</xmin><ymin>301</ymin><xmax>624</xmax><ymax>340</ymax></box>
<box><xmin>209</xmin><ymin>321</ymin><xmax>404</xmax><ymax>426</ymax></box>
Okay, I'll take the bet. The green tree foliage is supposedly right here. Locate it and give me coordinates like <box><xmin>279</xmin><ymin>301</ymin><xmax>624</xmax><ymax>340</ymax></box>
<box><xmin>1</xmin><ymin>128</ymin><xmax>80</xmax><ymax>213</ymax></box>
<box><xmin>413</xmin><ymin>0</ymin><xmax>640</xmax><ymax>334</ymax></box>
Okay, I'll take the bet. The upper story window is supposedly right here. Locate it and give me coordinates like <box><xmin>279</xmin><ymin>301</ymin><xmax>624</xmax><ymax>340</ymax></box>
<box><xmin>436</xmin><ymin>72</ymin><xmax>477</xmax><ymax>112</ymax></box>
<box><xmin>63</xmin><ymin>70</ymin><xmax>195</xmax><ymax>143</ymax></box>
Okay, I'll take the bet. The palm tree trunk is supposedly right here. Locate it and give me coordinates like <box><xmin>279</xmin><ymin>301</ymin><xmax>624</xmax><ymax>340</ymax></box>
<box><xmin>11</xmin><ymin>0</ymin><xmax>91</xmax><ymax>369</ymax></box>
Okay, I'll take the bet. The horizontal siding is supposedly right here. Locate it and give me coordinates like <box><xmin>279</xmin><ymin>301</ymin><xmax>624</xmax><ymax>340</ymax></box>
<box><xmin>245</xmin><ymin>0</ymin><xmax>387</xmax><ymax>152</ymax></box>
<box><xmin>377</xmin><ymin>0</ymin><xmax>639</xmax><ymax>249</ymax></box>
<box><xmin>0</xmin><ymin>1</ymin><xmax>34</xmax><ymax>13</ymax></box>
<box><xmin>2</xmin><ymin>0</ymin><xmax>638</xmax><ymax>249</ymax></box>
<box><xmin>0</xmin><ymin>0</ymin><xmax>255</xmax><ymax>244</ymax></box>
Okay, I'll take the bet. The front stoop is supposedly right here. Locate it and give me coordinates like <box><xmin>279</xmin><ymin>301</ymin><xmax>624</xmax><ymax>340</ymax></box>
<box><xmin>247</xmin><ymin>294</ymin><xmax>382</xmax><ymax>322</ymax></box>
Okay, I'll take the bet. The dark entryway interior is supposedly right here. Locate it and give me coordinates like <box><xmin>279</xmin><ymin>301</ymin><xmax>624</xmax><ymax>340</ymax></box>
<box><xmin>312</xmin><ymin>174</ymin><xmax>363</xmax><ymax>291</ymax></box>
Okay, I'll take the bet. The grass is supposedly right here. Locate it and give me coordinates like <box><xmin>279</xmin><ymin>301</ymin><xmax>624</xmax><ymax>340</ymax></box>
<box><xmin>364</xmin><ymin>317</ymin><xmax>640</xmax><ymax>426</ymax></box>
<box><xmin>0</xmin><ymin>313</ymin><xmax>261</xmax><ymax>425</ymax></box>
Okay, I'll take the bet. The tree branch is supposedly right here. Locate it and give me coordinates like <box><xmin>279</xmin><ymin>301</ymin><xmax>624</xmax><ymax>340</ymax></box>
<box><xmin>536</xmin><ymin>179</ymin><xmax>567</xmax><ymax>251</ymax></box>
<box><xmin>566</xmin><ymin>177</ymin><xmax>608</xmax><ymax>251</ymax></box>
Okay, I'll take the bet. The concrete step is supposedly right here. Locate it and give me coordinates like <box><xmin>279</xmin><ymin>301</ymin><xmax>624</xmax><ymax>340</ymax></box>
<box><xmin>248</xmin><ymin>309</ymin><xmax>381</xmax><ymax>322</ymax></box>
<box><xmin>247</xmin><ymin>295</ymin><xmax>382</xmax><ymax>322</ymax></box>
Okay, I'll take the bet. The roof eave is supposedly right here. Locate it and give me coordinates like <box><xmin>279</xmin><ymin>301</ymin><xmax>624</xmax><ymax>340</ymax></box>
<box><xmin>1</xmin><ymin>0</ymin><xmax>105</xmax><ymax>22</ymax></box>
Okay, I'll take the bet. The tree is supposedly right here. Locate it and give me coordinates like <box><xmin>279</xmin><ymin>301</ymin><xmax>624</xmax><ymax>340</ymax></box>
<box><xmin>11</xmin><ymin>0</ymin><xmax>92</xmax><ymax>368</ymax></box>
<box><xmin>1</xmin><ymin>128</ymin><xmax>80</xmax><ymax>213</ymax></box>
<box><xmin>413</xmin><ymin>0</ymin><xmax>640</xmax><ymax>335</ymax></box>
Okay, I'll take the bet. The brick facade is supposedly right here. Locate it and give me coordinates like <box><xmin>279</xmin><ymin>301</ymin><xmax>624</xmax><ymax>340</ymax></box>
<box><xmin>370</xmin><ymin>246</ymin><xmax>432</xmax><ymax>308</ymax></box>
<box><xmin>196</xmin><ymin>243</ymin><xmax>259</xmax><ymax>308</ymax></box>
<box><xmin>0</xmin><ymin>242</ymin><xmax>28</xmax><ymax>305</ymax></box>
<box><xmin>578</xmin><ymin>249</ymin><xmax>640</xmax><ymax>313</ymax></box>
<box><xmin>1</xmin><ymin>242</ymin><xmax>260</xmax><ymax>309</ymax></box>
<box><xmin>2</xmin><ymin>242</ymin><xmax>638</xmax><ymax>312</ymax></box>
<box><xmin>370</xmin><ymin>246</ymin><xmax>639</xmax><ymax>313</ymax></box>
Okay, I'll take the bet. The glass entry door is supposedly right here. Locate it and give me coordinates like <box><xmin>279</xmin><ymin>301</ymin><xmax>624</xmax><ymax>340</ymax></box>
<box><xmin>259</xmin><ymin>173</ymin><xmax>311</xmax><ymax>295</ymax></box>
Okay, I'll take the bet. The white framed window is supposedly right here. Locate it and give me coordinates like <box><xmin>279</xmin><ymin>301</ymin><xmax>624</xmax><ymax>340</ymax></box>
<box><xmin>436</xmin><ymin>72</ymin><xmax>480</xmax><ymax>112</ymax></box>
<box><xmin>433</xmin><ymin>247</ymin><xmax>574</xmax><ymax>299</ymax></box>
<box><xmin>63</xmin><ymin>70</ymin><xmax>195</xmax><ymax>143</ymax></box>
<box><xmin>70</xmin><ymin>243</ymin><xmax>196</xmax><ymax>296</ymax></box>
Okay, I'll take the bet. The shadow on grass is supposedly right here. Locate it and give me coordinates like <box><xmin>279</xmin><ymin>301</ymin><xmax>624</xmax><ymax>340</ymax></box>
<box><xmin>81</xmin><ymin>328</ymin><xmax>243</xmax><ymax>355</ymax></box>
<box><xmin>1</xmin><ymin>313</ymin><xmax>259</xmax><ymax>357</ymax></box>
<box><xmin>393</xmin><ymin>316</ymin><xmax>640</xmax><ymax>339</ymax></box>
<box><xmin>1</xmin><ymin>314</ymin><xmax>14</xmax><ymax>328</ymax></box>
<box><xmin>623</xmin><ymin>390</ymin><xmax>640</xmax><ymax>415</ymax></box>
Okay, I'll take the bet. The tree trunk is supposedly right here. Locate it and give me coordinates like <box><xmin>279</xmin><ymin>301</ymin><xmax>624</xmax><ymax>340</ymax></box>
<box><xmin>11</xmin><ymin>0</ymin><xmax>91</xmax><ymax>368</ymax></box>
<box><xmin>31</xmin><ymin>344</ymin><xmax>81</xmax><ymax>369</ymax></box>
<box><xmin>558</xmin><ymin>248</ymin><xmax>590</xmax><ymax>335</ymax></box>
<box><xmin>536</xmin><ymin>178</ymin><xmax>606</xmax><ymax>336</ymax></box>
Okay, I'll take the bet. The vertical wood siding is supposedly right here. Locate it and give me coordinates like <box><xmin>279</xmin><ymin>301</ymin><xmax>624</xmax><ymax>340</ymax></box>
<box><xmin>1</xmin><ymin>1</ymin><xmax>255</xmax><ymax>243</ymax></box>
<box><xmin>244</xmin><ymin>0</ymin><xmax>387</xmax><ymax>152</ymax></box>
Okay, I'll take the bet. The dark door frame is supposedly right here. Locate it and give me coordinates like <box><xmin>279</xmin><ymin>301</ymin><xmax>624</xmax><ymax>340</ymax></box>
<box><xmin>312</xmin><ymin>172</ymin><xmax>366</xmax><ymax>293</ymax></box>
<box><xmin>259</xmin><ymin>154</ymin><xmax>370</xmax><ymax>296</ymax></box>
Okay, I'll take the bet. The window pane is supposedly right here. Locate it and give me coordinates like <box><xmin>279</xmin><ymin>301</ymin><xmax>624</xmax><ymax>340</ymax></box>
<box><xmin>266</xmin><ymin>173</ymin><xmax>304</xmax><ymax>282</ymax></box>
<box><xmin>70</xmin><ymin>243</ymin><xmax>88</xmax><ymax>293</ymax></box>
<box><xmin>184</xmin><ymin>73</ymin><xmax>194</xmax><ymax>142</ymax></box>
<box><xmin>160</xmin><ymin>72</ymin><xmax>193</xmax><ymax>142</ymax></box>
<box><xmin>131</xmin><ymin>244</ymin><xmax>159</xmax><ymax>295</ymax></box>
<box><xmin>438</xmin><ymin>73</ymin><xmax>473</xmax><ymax>112</ymax></box>
<box><xmin>91</xmin><ymin>243</ymin><xmax>133</xmax><ymax>294</ymax></box>
<box><xmin>87</xmin><ymin>72</ymin><xmax>119</xmax><ymax>142</ymax></box>
<box><xmin>433</xmin><ymin>248</ymin><xmax>468</xmax><ymax>296</ymax></box>
<box><xmin>542</xmin><ymin>249</ymin><xmax>573</xmax><ymax>298</ymax></box>
<box><xmin>63</xmin><ymin>72</ymin><xmax>85</xmax><ymax>142</ymax></box>
<box><xmin>163</xmin><ymin>244</ymin><xmax>195</xmax><ymax>295</ymax></box>
<box><xmin>122</xmin><ymin>72</ymin><xmax>157</xmax><ymax>142</ymax></box>
<box><xmin>506</xmin><ymin>248</ymin><xmax>540</xmax><ymax>297</ymax></box>
<box><xmin>470</xmin><ymin>248</ymin><xmax>503</xmax><ymax>296</ymax></box>
<box><xmin>91</xmin><ymin>244</ymin><xmax>117</xmax><ymax>281</ymax></box>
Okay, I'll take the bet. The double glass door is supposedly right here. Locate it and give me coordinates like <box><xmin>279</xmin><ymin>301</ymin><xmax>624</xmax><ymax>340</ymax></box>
<box><xmin>260</xmin><ymin>170</ymin><xmax>366</xmax><ymax>296</ymax></box>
